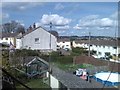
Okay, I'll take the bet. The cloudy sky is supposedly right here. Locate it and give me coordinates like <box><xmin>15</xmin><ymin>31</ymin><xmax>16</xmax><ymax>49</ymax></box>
<box><xmin>2</xmin><ymin>2</ymin><xmax>118</xmax><ymax>37</ymax></box>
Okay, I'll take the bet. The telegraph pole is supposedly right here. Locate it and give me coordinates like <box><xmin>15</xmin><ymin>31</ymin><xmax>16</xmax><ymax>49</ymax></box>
<box><xmin>88</xmin><ymin>32</ymin><xmax>91</xmax><ymax>57</ymax></box>
<box><xmin>48</xmin><ymin>22</ymin><xmax>52</xmax><ymax>87</ymax></box>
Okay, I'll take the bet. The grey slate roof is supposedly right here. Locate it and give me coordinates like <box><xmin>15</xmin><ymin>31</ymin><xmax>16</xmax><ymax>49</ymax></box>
<box><xmin>57</xmin><ymin>38</ymin><xmax>70</xmax><ymax>42</ymax></box>
<box><xmin>2</xmin><ymin>33</ymin><xmax>20</xmax><ymax>38</ymax></box>
<box><xmin>23</xmin><ymin>26</ymin><xmax>56</xmax><ymax>38</ymax></box>
<box><xmin>75</xmin><ymin>39</ymin><xmax>120</xmax><ymax>47</ymax></box>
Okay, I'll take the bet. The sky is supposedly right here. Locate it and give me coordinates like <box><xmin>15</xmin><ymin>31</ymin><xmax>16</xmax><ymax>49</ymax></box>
<box><xmin>2</xmin><ymin>2</ymin><xmax>119</xmax><ymax>37</ymax></box>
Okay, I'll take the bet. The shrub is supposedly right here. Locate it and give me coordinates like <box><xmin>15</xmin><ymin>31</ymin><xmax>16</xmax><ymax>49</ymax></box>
<box><xmin>72</xmin><ymin>47</ymin><xmax>88</xmax><ymax>55</ymax></box>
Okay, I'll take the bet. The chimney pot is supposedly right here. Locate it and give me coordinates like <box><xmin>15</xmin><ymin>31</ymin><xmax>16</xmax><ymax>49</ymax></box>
<box><xmin>33</xmin><ymin>23</ymin><xmax>36</xmax><ymax>29</ymax></box>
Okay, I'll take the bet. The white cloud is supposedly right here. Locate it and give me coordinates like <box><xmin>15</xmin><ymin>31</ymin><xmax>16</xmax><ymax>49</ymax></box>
<box><xmin>73</xmin><ymin>24</ymin><xmax>82</xmax><ymax>30</ymax></box>
<box><xmin>110</xmin><ymin>11</ymin><xmax>118</xmax><ymax>20</ymax></box>
<box><xmin>55</xmin><ymin>25</ymin><xmax>70</xmax><ymax>30</ymax></box>
<box><xmin>19</xmin><ymin>6</ymin><xmax>26</xmax><ymax>10</ymax></box>
<box><xmin>40</xmin><ymin>14</ymin><xmax>71</xmax><ymax>25</ymax></box>
<box><xmin>74</xmin><ymin>15</ymin><xmax>115</xmax><ymax>30</ymax></box>
<box><xmin>100</xmin><ymin>18</ymin><xmax>113</xmax><ymax>27</ymax></box>
<box><xmin>58</xmin><ymin>30</ymin><xmax>65</xmax><ymax>34</ymax></box>
<box><xmin>54</xmin><ymin>3</ymin><xmax>64</xmax><ymax>10</ymax></box>
<box><xmin>35</xmin><ymin>22</ymin><xmax>42</xmax><ymax>27</ymax></box>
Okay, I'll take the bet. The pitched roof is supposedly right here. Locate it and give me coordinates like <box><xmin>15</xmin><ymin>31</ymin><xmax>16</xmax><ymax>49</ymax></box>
<box><xmin>75</xmin><ymin>39</ymin><xmax>120</xmax><ymax>47</ymax></box>
<box><xmin>57</xmin><ymin>38</ymin><xmax>70</xmax><ymax>42</ymax></box>
<box><xmin>2</xmin><ymin>33</ymin><xmax>20</xmax><ymax>38</ymax></box>
<box><xmin>23</xmin><ymin>26</ymin><xmax>56</xmax><ymax>38</ymax></box>
<box><xmin>26</xmin><ymin>56</ymin><xmax>49</xmax><ymax>66</ymax></box>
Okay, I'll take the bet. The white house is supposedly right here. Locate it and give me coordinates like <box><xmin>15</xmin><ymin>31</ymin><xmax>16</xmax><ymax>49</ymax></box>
<box><xmin>21</xmin><ymin>26</ymin><xmax>57</xmax><ymax>51</ymax></box>
<box><xmin>0</xmin><ymin>33</ymin><xmax>22</xmax><ymax>49</ymax></box>
<box><xmin>57</xmin><ymin>38</ymin><xmax>71</xmax><ymax>50</ymax></box>
<box><xmin>73</xmin><ymin>39</ymin><xmax>120</xmax><ymax>61</ymax></box>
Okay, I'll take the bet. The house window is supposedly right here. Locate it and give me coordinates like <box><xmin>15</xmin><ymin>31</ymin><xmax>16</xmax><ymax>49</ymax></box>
<box><xmin>105</xmin><ymin>52</ymin><xmax>110</xmax><ymax>56</ymax></box>
<box><xmin>98</xmin><ymin>52</ymin><xmax>101</xmax><ymax>55</ymax></box>
<box><xmin>6</xmin><ymin>38</ymin><xmax>8</xmax><ymax>40</ymax></box>
<box><xmin>35</xmin><ymin>38</ymin><xmax>40</xmax><ymax>43</ymax></box>
<box><xmin>113</xmin><ymin>47</ymin><xmax>117</xmax><ymax>49</ymax></box>
<box><xmin>57</xmin><ymin>45</ymin><xmax>59</xmax><ymax>47</ymax></box>
<box><xmin>90</xmin><ymin>44</ymin><xmax>92</xmax><ymax>47</ymax></box>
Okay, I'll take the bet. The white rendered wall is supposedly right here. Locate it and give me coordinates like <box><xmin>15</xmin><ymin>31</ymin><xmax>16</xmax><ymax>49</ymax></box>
<box><xmin>57</xmin><ymin>41</ymin><xmax>71</xmax><ymax>50</ymax></box>
<box><xmin>0</xmin><ymin>37</ymin><xmax>15</xmax><ymax>45</ymax></box>
<box><xmin>16</xmin><ymin>39</ymin><xmax>22</xmax><ymax>49</ymax></box>
<box><xmin>22</xmin><ymin>27</ymin><xmax>57</xmax><ymax>51</ymax></box>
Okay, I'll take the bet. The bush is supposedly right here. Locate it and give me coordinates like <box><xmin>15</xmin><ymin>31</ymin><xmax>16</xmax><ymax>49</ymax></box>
<box><xmin>72</xmin><ymin>47</ymin><xmax>88</xmax><ymax>55</ymax></box>
<box><xmin>14</xmin><ymin>49</ymin><xmax>40</xmax><ymax>57</ymax></box>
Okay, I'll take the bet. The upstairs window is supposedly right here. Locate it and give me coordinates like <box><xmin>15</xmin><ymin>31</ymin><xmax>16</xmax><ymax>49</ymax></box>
<box><xmin>98</xmin><ymin>52</ymin><xmax>101</xmax><ymax>55</ymax></box>
<box><xmin>90</xmin><ymin>44</ymin><xmax>92</xmax><ymax>47</ymax></box>
<box><xmin>35</xmin><ymin>38</ymin><xmax>40</xmax><ymax>43</ymax></box>
<box><xmin>6</xmin><ymin>38</ymin><xmax>8</xmax><ymax>40</ymax></box>
<box><xmin>113</xmin><ymin>47</ymin><xmax>117</xmax><ymax>49</ymax></box>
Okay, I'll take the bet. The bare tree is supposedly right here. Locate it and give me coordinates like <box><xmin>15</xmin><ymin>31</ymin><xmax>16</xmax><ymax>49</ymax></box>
<box><xmin>2</xmin><ymin>20</ymin><xmax>25</xmax><ymax>34</ymax></box>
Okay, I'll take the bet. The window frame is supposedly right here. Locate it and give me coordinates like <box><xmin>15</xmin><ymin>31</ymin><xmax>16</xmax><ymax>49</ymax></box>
<box><xmin>35</xmin><ymin>38</ymin><xmax>40</xmax><ymax>44</ymax></box>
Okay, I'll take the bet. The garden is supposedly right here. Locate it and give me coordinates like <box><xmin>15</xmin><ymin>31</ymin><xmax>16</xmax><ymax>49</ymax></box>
<box><xmin>2</xmin><ymin>47</ymin><xmax>95</xmax><ymax>89</ymax></box>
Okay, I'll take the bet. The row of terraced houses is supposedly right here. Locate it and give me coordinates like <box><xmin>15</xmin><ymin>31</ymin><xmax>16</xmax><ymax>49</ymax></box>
<box><xmin>1</xmin><ymin>24</ymin><xmax>120</xmax><ymax>62</ymax></box>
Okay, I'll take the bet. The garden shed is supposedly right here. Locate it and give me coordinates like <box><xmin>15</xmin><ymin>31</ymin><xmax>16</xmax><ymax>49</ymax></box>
<box><xmin>25</xmin><ymin>57</ymin><xmax>49</xmax><ymax>77</ymax></box>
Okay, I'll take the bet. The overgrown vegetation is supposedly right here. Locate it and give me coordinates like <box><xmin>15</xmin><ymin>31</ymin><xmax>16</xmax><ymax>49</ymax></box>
<box><xmin>2</xmin><ymin>50</ymin><xmax>10</xmax><ymax>70</ymax></box>
<box><xmin>2</xmin><ymin>47</ymin><xmax>92</xmax><ymax>72</ymax></box>
<box><xmin>2</xmin><ymin>49</ymin><xmax>40</xmax><ymax>70</ymax></box>
<box><xmin>50</xmin><ymin>50</ymin><xmax>94</xmax><ymax>71</ymax></box>
<box><xmin>2</xmin><ymin>49</ymin><xmax>50</xmax><ymax>89</ymax></box>
<box><xmin>54</xmin><ymin>63</ymin><xmax>94</xmax><ymax>71</ymax></box>
<box><xmin>16</xmin><ymin>78</ymin><xmax>50</xmax><ymax>89</ymax></box>
<box><xmin>71</xmin><ymin>47</ymin><xmax>88</xmax><ymax>56</ymax></box>
<box><xmin>14</xmin><ymin>49</ymin><xmax>40</xmax><ymax>57</ymax></box>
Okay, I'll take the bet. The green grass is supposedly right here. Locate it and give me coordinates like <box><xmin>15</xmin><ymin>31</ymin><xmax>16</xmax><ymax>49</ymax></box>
<box><xmin>50</xmin><ymin>51</ymin><xmax>94</xmax><ymax>71</ymax></box>
<box><xmin>16</xmin><ymin>78</ymin><xmax>50</xmax><ymax>89</ymax></box>
<box><xmin>54</xmin><ymin>62</ymin><xmax>94</xmax><ymax>71</ymax></box>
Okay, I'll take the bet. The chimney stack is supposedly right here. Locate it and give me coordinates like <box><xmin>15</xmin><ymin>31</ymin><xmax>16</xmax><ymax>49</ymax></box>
<box><xmin>29</xmin><ymin>25</ymin><xmax>32</xmax><ymax>31</ymax></box>
<box><xmin>33</xmin><ymin>23</ymin><xmax>36</xmax><ymax>29</ymax></box>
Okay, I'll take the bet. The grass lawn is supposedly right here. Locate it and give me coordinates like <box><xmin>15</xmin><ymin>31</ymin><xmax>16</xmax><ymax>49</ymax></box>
<box><xmin>51</xmin><ymin>51</ymin><xmax>94</xmax><ymax>72</ymax></box>
<box><xmin>53</xmin><ymin>62</ymin><xmax>94</xmax><ymax>72</ymax></box>
<box><xmin>16</xmin><ymin>78</ymin><xmax>50</xmax><ymax>89</ymax></box>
